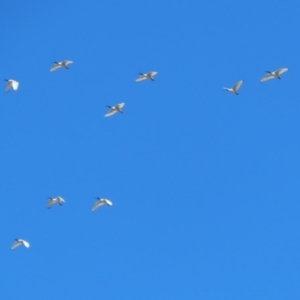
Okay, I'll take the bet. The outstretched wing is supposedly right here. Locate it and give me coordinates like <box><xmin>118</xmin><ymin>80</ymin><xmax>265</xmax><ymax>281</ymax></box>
<box><xmin>233</xmin><ymin>80</ymin><xmax>243</xmax><ymax>92</ymax></box>
<box><xmin>104</xmin><ymin>199</ymin><xmax>113</xmax><ymax>206</ymax></box>
<box><xmin>260</xmin><ymin>73</ymin><xmax>274</xmax><ymax>82</ymax></box>
<box><xmin>22</xmin><ymin>240</ymin><xmax>30</xmax><ymax>248</ymax></box>
<box><xmin>92</xmin><ymin>201</ymin><xmax>105</xmax><ymax>211</ymax></box>
<box><xmin>5</xmin><ymin>81</ymin><xmax>12</xmax><ymax>91</ymax></box>
<box><xmin>63</xmin><ymin>60</ymin><xmax>73</xmax><ymax>66</ymax></box>
<box><xmin>149</xmin><ymin>71</ymin><xmax>158</xmax><ymax>77</ymax></box>
<box><xmin>276</xmin><ymin>68</ymin><xmax>288</xmax><ymax>76</ymax></box>
<box><xmin>135</xmin><ymin>74</ymin><xmax>146</xmax><ymax>82</ymax></box>
<box><xmin>11</xmin><ymin>241</ymin><xmax>21</xmax><ymax>249</ymax></box>
<box><xmin>11</xmin><ymin>80</ymin><xmax>19</xmax><ymax>90</ymax></box>
<box><xmin>47</xmin><ymin>199</ymin><xmax>55</xmax><ymax>208</ymax></box>
<box><xmin>50</xmin><ymin>64</ymin><xmax>62</xmax><ymax>72</ymax></box>
<box><xmin>116</xmin><ymin>103</ymin><xmax>125</xmax><ymax>109</ymax></box>
<box><xmin>104</xmin><ymin>108</ymin><xmax>117</xmax><ymax>117</ymax></box>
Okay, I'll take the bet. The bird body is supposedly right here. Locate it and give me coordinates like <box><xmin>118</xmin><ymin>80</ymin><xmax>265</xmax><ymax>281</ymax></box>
<box><xmin>11</xmin><ymin>239</ymin><xmax>30</xmax><ymax>250</ymax></box>
<box><xmin>105</xmin><ymin>103</ymin><xmax>125</xmax><ymax>117</ymax></box>
<box><xmin>4</xmin><ymin>79</ymin><xmax>19</xmax><ymax>92</ymax></box>
<box><xmin>92</xmin><ymin>198</ymin><xmax>113</xmax><ymax>212</ymax></box>
<box><xmin>260</xmin><ymin>68</ymin><xmax>288</xmax><ymax>82</ymax></box>
<box><xmin>135</xmin><ymin>71</ymin><xmax>158</xmax><ymax>82</ymax></box>
<box><xmin>47</xmin><ymin>196</ymin><xmax>65</xmax><ymax>208</ymax></box>
<box><xmin>223</xmin><ymin>80</ymin><xmax>243</xmax><ymax>95</ymax></box>
<box><xmin>50</xmin><ymin>60</ymin><xmax>73</xmax><ymax>72</ymax></box>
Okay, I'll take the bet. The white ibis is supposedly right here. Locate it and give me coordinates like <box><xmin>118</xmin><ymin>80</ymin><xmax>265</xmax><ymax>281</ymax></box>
<box><xmin>50</xmin><ymin>60</ymin><xmax>73</xmax><ymax>72</ymax></box>
<box><xmin>4</xmin><ymin>79</ymin><xmax>19</xmax><ymax>92</ymax></box>
<box><xmin>260</xmin><ymin>68</ymin><xmax>288</xmax><ymax>82</ymax></box>
<box><xmin>223</xmin><ymin>80</ymin><xmax>244</xmax><ymax>95</ymax></box>
<box><xmin>105</xmin><ymin>103</ymin><xmax>125</xmax><ymax>117</ymax></box>
<box><xmin>11</xmin><ymin>239</ymin><xmax>30</xmax><ymax>250</ymax></box>
<box><xmin>92</xmin><ymin>198</ymin><xmax>113</xmax><ymax>212</ymax></box>
<box><xmin>47</xmin><ymin>196</ymin><xmax>65</xmax><ymax>208</ymax></box>
<box><xmin>135</xmin><ymin>71</ymin><xmax>158</xmax><ymax>82</ymax></box>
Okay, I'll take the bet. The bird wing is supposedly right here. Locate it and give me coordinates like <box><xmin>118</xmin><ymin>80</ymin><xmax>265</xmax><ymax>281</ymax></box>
<box><xmin>50</xmin><ymin>64</ymin><xmax>61</xmax><ymax>72</ymax></box>
<box><xmin>104</xmin><ymin>200</ymin><xmax>113</xmax><ymax>206</ymax></box>
<box><xmin>47</xmin><ymin>199</ymin><xmax>55</xmax><ymax>208</ymax></box>
<box><xmin>11</xmin><ymin>80</ymin><xmax>19</xmax><ymax>90</ymax></box>
<box><xmin>260</xmin><ymin>73</ymin><xmax>274</xmax><ymax>82</ymax></box>
<box><xmin>92</xmin><ymin>201</ymin><xmax>105</xmax><ymax>211</ymax></box>
<box><xmin>276</xmin><ymin>68</ymin><xmax>288</xmax><ymax>76</ymax></box>
<box><xmin>5</xmin><ymin>81</ymin><xmax>12</xmax><ymax>91</ymax></box>
<box><xmin>117</xmin><ymin>103</ymin><xmax>125</xmax><ymax>109</ymax></box>
<box><xmin>149</xmin><ymin>71</ymin><xmax>158</xmax><ymax>77</ymax></box>
<box><xmin>57</xmin><ymin>197</ymin><xmax>65</xmax><ymax>203</ymax></box>
<box><xmin>104</xmin><ymin>108</ymin><xmax>117</xmax><ymax>117</ymax></box>
<box><xmin>135</xmin><ymin>75</ymin><xmax>146</xmax><ymax>82</ymax></box>
<box><xmin>233</xmin><ymin>80</ymin><xmax>243</xmax><ymax>92</ymax></box>
<box><xmin>11</xmin><ymin>241</ymin><xmax>21</xmax><ymax>249</ymax></box>
<box><xmin>22</xmin><ymin>240</ymin><xmax>30</xmax><ymax>248</ymax></box>
<box><xmin>63</xmin><ymin>60</ymin><xmax>73</xmax><ymax>66</ymax></box>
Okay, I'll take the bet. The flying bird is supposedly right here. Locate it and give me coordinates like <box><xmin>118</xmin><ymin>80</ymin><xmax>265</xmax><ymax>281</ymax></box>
<box><xmin>223</xmin><ymin>80</ymin><xmax>243</xmax><ymax>95</ymax></box>
<box><xmin>105</xmin><ymin>103</ymin><xmax>125</xmax><ymax>117</ymax></box>
<box><xmin>4</xmin><ymin>79</ymin><xmax>19</xmax><ymax>92</ymax></box>
<box><xmin>50</xmin><ymin>60</ymin><xmax>73</xmax><ymax>72</ymax></box>
<box><xmin>135</xmin><ymin>71</ymin><xmax>158</xmax><ymax>82</ymax></box>
<box><xmin>47</xmin><ymin>196</ymin><xmax>65</xmax><ymax>209</ymax></box>
<box><xmin>92</xmin><ymin>198</ymin><xmax>113</xmax><ymax>212</ymax></box>
<box><xmin>260</xmin><ymin>68</ymin><xmax>288</xmax><ymax>82</ymax></box>
<box><xmin>11</xmin><ymin>239</ymin><xmax>30</xmax><ymax>250</ymax></box>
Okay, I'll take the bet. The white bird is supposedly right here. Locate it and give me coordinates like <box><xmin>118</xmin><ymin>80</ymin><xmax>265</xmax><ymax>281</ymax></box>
<box><xmin>223</xmin><ymin>80</ymin><xmax>243</xmax><ymax>95</ymax></box>
<box><xmin>47</xmin><ymin>196</ymin><xmax>65</xmax><ymax>209</ymax></box>
<box><xmin>92</xmin><ymin>198</ymin><xmax>113</xmax><ymax>212</ymax></box>
<box><xmin>4</xmin><ymin>79</ymin><xmax>19</xmax><ymax>92</ymax></box>
<box><xmin>105</xmin><ymin>103</ymin><xmax>125</xmax><ymax>117</ymax></box>
<box><xmin>135</xmin><ymin>71</ymin><xmax>158</xmax><ymax>82</ymax></box>
<box><xmin>260</xmin><ymin>68</ymin><xmax>288</xmax><ymax>82</ymax></box>
<box><xmin>11</xmin><ymin>239</ymin><xmax>30</xmax><ymax>250</ymax></box>
<box><xmin>50</xmin><ymin>60</ymin><xmax>73</xmax><ymax>72</ymax></box>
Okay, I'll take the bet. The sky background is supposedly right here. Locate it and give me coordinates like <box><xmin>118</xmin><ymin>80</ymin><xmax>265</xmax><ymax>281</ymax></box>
<box><xmin>1</xmin><ymin>1</ymin><xmax>300</xmax><ymax>299</ymax></box>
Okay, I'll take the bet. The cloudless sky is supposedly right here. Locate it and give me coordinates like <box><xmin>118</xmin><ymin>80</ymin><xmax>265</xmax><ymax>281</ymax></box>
<box><xmin>1</xmin><ymin>1</ymin><xmax>300</xmax><ymax>299</ymax></box>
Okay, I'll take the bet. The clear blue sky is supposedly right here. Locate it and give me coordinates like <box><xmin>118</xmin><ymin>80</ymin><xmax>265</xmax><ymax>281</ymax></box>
<box><xmin>1</xmin><ymin>1</ymin><xmax>300</xmax><ymax>299</ymax></box>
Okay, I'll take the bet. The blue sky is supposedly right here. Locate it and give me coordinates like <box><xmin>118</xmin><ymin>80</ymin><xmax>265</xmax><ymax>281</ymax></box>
<box><xmin>1</xmin><ymin>1</ymin><xmax>300</xmax><ymax>299</ymax></box>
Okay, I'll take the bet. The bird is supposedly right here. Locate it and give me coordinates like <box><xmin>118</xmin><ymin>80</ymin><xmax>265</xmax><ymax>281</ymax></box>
<box><xmin>47</xmin><ymin>196</ymin><xmax>65</xmax><ymax>209</ymax></box>
<box><xmin>50</xmin><ymin>60</ymin><xmax>73</xmax><ymax>72</ymax></box>
<box><xmin>4</xmin><ymin>79</ymin><xmax>19</xmax><ymax>92</ymax></box>
<box><xmin>135</xmin><ymin>71</ymin><xmax>158</xmax><ymax>82</ymax></box>
<box><xmin>223</xmin><ymin>80</ymin><xmax>243</xmax><ymax>95</ymax></box>
<box><xmin>260</xmin><ymin>68</ymin><xmax>288</xmax><ymax>82</ymax></box>
<box><xmin>92</xmin><ymin>198</ymin><xmax>113</xmax><ymax>212</ymax></box>
<box><xmin>104</xmin><ymin>103</ymin><xmax>125</xmax><ymax>117</ymax></box>
<box><xmin>11</xmin><ymin>239</ymin><xmax>30</xmax><ymax>250</ymax></box>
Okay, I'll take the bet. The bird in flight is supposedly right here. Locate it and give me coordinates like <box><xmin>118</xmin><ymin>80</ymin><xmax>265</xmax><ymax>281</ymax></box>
<box><xmin>47</xmin><ymin>196</ymin><xmax>65</xmax><ymax>209</ymax></box>
<box><xmin>260</xmin><ymin>68</ymin><xmax>288</xmax><ymax>82</ymax></box>
<box><xmin>11</xmin><ymin>239</ymin><xmax>30</xmax><ymax>250</ymax></box>
<box><xmin>104</xmin><ymin>103</ymin><xmax>125</xmax><ymax>117</ymax></box>
<box><xmin>50</xmin><ymin>60</ymin><xmax>73</xmax><ymax>72</ymax></box>
<box><xmin>135</xmin><ymin>71</ymin><xmax>158</xmax><ymax>82</ymax></box>
<box><xmin>223</xmin><ymin>80</ymin><xmax>244</xmax><ymax>95</ymax></box>
<box><xmin>4</xmin><ymin>79</ymin><xmax>19</xmax><ymax>92</ymax></box>
<box><xmin>92</xmin><ymin>198</ymin><xmax>113</xmax><ymax>212</ymax></box>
